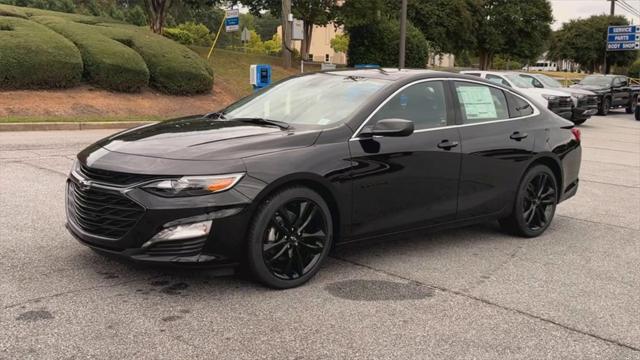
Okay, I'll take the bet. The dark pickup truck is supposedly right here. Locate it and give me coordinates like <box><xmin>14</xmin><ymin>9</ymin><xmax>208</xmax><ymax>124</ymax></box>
<box><xmin>571</xmin><ymin>75</ymin><xmax>639</xmax><ymax>116</ymax></box>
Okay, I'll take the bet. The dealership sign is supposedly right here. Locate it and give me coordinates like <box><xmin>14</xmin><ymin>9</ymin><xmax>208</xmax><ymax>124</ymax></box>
<box><xmin>225</xmin><ymin>9</ymin><xmax>239</xmax><ymax>32</ymax></box>
<box><xmin>607</xmin><ymin>25</ymin><xmax>639</xmax><ymax>51</ymax></box>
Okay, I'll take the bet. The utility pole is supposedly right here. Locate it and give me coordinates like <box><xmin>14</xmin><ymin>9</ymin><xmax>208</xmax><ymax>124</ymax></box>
<box><xmin>399</xmin><ymin>0</ymin><xmax>407</xmax><ymax>69</ymax></box>
<box><xmin>281</xmin><ymin>0</ymin><xmax>292</xmax><ymax>68</ymax></box>
<box><xmin>604</xmin><ymin>0</ymin><xmax>615</xmax><ymax>74</ymax></box>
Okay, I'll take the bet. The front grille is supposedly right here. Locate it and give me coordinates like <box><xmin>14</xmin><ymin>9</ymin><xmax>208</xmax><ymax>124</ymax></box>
<box><xmin>578</xmin><ymin>95</ymin><xmax>598</xmax><ymax>107</ymax></box>
<box><xmin>558</xmin><ymin>96</ymin><xmax>573</xmax><ymax>108</ymax></box>
<box><xmin>144</xmin><ymin>237</ymin><xmax>206</xmax><ymax>257</ymax></box>
<box><xmin>67</xmin><ymin>181</ymin><xmax>144</xmax><ymax>239</ymax></box>
<box><xmin>79</xmin><ymin>164</ymin><xmax>158</xmax><ymax>186</ymax></box>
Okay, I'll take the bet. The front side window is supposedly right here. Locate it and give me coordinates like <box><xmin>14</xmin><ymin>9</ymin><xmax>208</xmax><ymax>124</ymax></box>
<box><xmin>519</xmin><ymin>75</ymin><xmax>544</xmax><ymax>88</ymax></box>
<box><xmin>370</xmin><ymin>81</ymin><xmax>448</xmax><ymax>130</ymax></box>
<box><xmin>454</xmin><ymin>82</ymin><xmax>509</xmax><ymax>123</ymax></box>
<box><xmin>580</xmin><ymin>76</ymin><xmax>612</xmax><ymax>87</ymax></box>
<box><xmin>223</xmin><ymin>73</ymin><xmax>389</xmax><ymax>127</ymax></box>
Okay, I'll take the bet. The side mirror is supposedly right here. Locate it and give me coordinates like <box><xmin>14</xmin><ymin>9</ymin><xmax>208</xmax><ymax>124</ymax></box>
<box><xmin>360</xmin><ymin>118</ymin><xmax>414</xmax><ymax>138</ymax></box>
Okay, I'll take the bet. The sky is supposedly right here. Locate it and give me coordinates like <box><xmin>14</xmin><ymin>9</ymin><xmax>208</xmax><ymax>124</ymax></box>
<box><xmin>550</xmin><ymin>0</ymin><xmax>640</xmax><ymax>29</ymax></box>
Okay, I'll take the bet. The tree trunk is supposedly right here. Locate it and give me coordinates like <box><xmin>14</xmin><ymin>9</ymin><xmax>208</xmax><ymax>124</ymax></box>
<box><xmin>145</xmin><ymin>0</ymin><xmax>171</xmax><ymax>34</ymax></box>
<box><xmin>281</xmin><ymin>0</ymin><xmax>292</xmax><ymax>68</ymax></box>
<box><xmin>478</xmin><ymin>50</ymin><xmax>493</xmax><ymax>70</ymax></box>
<box><xmin>300</xmin><ymin>22</ymin><xmax>313</xmax><ymax>61</ymax></box>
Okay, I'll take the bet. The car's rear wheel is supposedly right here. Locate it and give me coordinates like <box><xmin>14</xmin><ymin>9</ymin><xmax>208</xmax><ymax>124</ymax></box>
<box><xmin>626</xmin><ymin>96</ymin><xmax>637</xmax><ymax>114</ymax></box>
<box><xmin>573</xmin><ymin>119</ymin><xmax>586</xmax><ymax>125</ymax></box>
<box><xmin>636</xmin><ymin>104</ymin><xmax>640</xmax><ymax>121</ymax></box>
<box><xmin>598</xmin><ymin>97</ymin><xmax>610</xmax><ymax>115</ymax></box>
<box><xmin>500</xmin><ymin>165</ymin><xmax>558</xmax><ymax>238</ymax></box>
<box><xmin>246</xmin><ymin>186</ymin><xmax>333</xmax><ymax>289</ymax></box>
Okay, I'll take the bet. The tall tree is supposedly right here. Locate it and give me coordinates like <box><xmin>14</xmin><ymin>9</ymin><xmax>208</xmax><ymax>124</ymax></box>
<box><xmin>144</xmin><ymin>0</ymin><xmax>172</xmax><ymax>33</ymax></box>
<box><xmin>548</xmin><ymin>15</ymin><xmax>636</xmax><ymax>73</ymax></box>
<box><xmin>468</xmin><ymin>0</ymin><xmax>553</xmax><ymax>70</ymax></box>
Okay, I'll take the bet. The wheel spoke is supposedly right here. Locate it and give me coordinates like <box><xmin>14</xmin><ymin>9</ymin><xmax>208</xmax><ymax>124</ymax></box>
<box><xmin>536</xmin><ymin>206</ymin><xmax>547</xmax><ymax>225</ymax></box>
<box><xmin>278</xmin><ymin>205</ymin><xmax>293</xmax><ymax>228</ymax></box>
<box><xmin>536</xmin><ymin>174</ymin><xmax>547</xmax><ymax>197</ymax></box>
<box><xmin>302</xmin><ymin>229</ymin><xmax>326</xmax><ymax>241</ymax></box>
<box><xmin>524</xmin><ymin>206</ymin><xmax>536</xmax><ymax>225</ymax></box>
<box><xmin>294</xmin><ymin>246</ymin><xmax>305</xmax><ymax>277</ymax></box>
<box><xmin>293</xmin><ymin>201</ymin><xmax>309</xmax><ymax>228</ymax></box>
<box><xmin>268</xmin><ymin>243</ymin><xmax>290</xmax><ymax>262</ymax></box>
<box><xmin>298</xmin><ymin>205</ymin><xmax>318</xmax><ymax>233</ymax></box>
<box><xmin>299</xmin><ymin>238</ymin><xmax>324</xmax><ymax>254</ymax></box>
<box><xmin>263</xmin><ymin>238</ymin><xmax>287</xmax><ymax>252</ymax></box>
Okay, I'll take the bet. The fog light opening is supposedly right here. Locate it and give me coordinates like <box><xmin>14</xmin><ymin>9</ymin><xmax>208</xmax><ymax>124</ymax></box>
<box><xmin>142</xmin><ymin>220</ymin><xmax>212</xmax><ymax>248</ymax></box>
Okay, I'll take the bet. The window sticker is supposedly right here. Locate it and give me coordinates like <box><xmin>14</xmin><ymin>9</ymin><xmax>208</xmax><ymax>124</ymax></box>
<box><xmin>456</xmin><ymin>86</ymin><xmax>497</xmax><ymax>119</ymax></box>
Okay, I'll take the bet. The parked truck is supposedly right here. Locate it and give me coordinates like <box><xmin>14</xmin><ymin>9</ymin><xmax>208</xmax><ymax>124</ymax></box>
<box><xmin>571</xmin><ymin>75</ymin><xmax>639</xmax><ymax>116</ymax></box>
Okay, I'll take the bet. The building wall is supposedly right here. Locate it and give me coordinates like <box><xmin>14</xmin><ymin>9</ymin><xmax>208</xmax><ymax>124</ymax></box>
<box><xmin>277</xmin><ymin>24</ymin><xmax>348</xmax><ymax>65</ymax></box>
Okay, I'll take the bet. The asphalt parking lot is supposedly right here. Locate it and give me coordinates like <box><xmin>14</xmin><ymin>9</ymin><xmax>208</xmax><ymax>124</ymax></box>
<box><xmin>1</xmin><ymin>112</ymin><xmax>638</xmax><ymax>359</ymax></box>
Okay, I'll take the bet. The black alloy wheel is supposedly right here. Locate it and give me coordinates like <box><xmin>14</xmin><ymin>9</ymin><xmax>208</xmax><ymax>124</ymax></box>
<box><xmin>598</xmin><ymin>97</ymin><xmax>610</xmax><ymax>116</ymax></box>
<box><xmin>247</xmin><ymin>187</ymin><xmax>333</xmax><ymax>288</ymax></box>
<box><xmin>626</xmin><ymin>96</ymin><xmax>637</xmax><ymax>114</ymax></box>
<box><xmin>500</xmin><ymin>165</ymin><xmax>558</xmax><ymax>237</ymax></box>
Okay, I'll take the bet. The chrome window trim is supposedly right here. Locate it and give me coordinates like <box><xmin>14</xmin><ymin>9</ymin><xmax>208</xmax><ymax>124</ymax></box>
<box><xmin>350</xmin><ymin>77</ymin><xmax>540</xmax><ymax>141</ymax></box>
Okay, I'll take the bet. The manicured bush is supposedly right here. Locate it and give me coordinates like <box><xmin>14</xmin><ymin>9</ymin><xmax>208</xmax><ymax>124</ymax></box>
<box><xmin>0</xmin><ymin>4</ymin><xmax>213</xmax><ymax>94</ymax></box>
<box><xmin>0</xmin><ymin>15</ymin><xmax>82</xmax><ymax>89</ymax></box>
<box><xmin>164</xmin><ymin>27</ymin><xmax>195</xmax><ymax>45</ymax></box>
<box><xmin>33</xmin><ymin>15</ymin><xmax>150</xmax><ymax>92</ymax></box>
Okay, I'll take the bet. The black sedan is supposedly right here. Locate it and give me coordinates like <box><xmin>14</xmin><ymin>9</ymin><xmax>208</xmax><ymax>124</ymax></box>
<box><xmin>66</xmin><ymin>69</ymin><xmax>582</xmax><ymax>288</ymax></box>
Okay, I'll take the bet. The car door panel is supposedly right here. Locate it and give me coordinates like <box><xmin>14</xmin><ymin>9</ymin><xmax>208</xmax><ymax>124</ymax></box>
<box><xmin>348</xmin><ymin>80</ymin><xmax>461</xmax><ymax>238</ymax></box>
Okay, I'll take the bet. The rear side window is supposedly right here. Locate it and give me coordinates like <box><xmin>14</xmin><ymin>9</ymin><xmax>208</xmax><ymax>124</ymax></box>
<box><xmin>505</xmin><ymin>92</ymin><xmax>534</xmax><ymax>118</ymax></box>
<box><xmin>370</xmin><ymin>81</ymin><xmax>448</xmax><ymax>130</ymax></box>
<box><xmin>454</xmin><ymin>82</ymin><xmax>509</xmax><ymax>123</ymax></box>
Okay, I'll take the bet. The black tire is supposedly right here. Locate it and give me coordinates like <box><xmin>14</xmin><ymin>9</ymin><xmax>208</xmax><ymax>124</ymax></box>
<box><xmin>572</xmin><ymin>119</ymin><xmax>586</xmax><ymax>125</ymax></box>
<box><xmin>246</xmin><ymin>186</ymin><xmax>333</xmax><ymax>289</ymax></box>
<box><xmin>626</xmin><ymin>96</ymin><xmax>637</xmax><ymax>114</ymax></box>
<box><xmin>635</xmin><ymin>105</ymin><xmax>640</xmax><ymax>121</ymax></box>
<box><xmin>499</xmin><ymin>165</ymin><xmax>558</xmax><ymax>238</ymax></box>
<box><xmin>598</xmin><ymin>97</ymin><xmax>610</xmax><ymax>116</ymax></box>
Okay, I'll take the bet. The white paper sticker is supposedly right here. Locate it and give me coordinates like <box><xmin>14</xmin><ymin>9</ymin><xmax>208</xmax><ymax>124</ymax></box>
<box><xmin>456</xmin><ymin>86</ymin><xmax>497</xmax><ymax>119</ymax></box>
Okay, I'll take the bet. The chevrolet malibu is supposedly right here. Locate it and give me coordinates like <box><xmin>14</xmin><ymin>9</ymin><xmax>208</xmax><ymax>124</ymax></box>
<box><xmin>66</xmin><ymin>69</ymin><xmax>582</xmax><ymax>288</ymax></box>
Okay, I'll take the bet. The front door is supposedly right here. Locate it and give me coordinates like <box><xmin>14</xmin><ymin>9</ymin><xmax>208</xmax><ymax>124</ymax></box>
<box><xmin>349</xmin><ymin>80</ymin><xmax>461</xmax><ymax>238</ymax></box>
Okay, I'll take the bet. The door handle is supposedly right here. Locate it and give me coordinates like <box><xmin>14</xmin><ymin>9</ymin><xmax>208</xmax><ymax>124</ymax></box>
<box><xmin>437</xmin><ymin>140</ymin><xmax>459</xmax><ymax>150</ymax></box>
<box><xmin>510</xmin><ymin>131</ymin><xmax>528</xmax><ymax>141</ymax></box>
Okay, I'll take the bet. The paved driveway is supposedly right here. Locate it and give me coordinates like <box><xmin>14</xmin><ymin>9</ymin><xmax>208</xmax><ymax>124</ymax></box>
<box><xmin>1</xmin><ymin>112</ymin><xmax>638</xmax><ymax>359</ymax></box>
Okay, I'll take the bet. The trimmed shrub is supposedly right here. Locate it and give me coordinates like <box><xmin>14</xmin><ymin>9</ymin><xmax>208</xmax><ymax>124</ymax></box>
<box><xmin>33</xmin><ymin>15</ymin><xmax>150</xmax><ymax>92</ymax></box>
<box><xmin>125</xmin><ymin>5</ymin><xmax>146</xmax><ymax>27</ymax></box>
<box><xmin>164</xmin><ymin>27</ymin><xmax>195</xmax><ymax>45</ymax></box>
<box><xmin>0</xmin><ymin>15</ymin><xmax>82</xmax><ymax>89</ymax></box>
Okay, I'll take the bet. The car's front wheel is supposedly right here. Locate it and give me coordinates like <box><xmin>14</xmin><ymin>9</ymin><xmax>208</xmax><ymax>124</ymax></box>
<box><xmin>246</xmin><ymin>186</ymin><xmax>333</xmax><ymax>289</ymax></box>
<box><xmin>500</xmin><ymin>165</ymin><xmax>558</xmax><ymax>237</ymax></box>
<box><xmin>598</xmin><ymin>97</ymin><xmax>610</xmax><ymax>115</ymax></box>
<box><xmin>626</xmin><ymin>96</ymin><xmax>637</xmax><ymax>114</ymax></box>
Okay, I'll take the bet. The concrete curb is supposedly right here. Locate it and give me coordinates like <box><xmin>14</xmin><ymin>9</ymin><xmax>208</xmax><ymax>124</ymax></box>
<box><xmin>0</xmin><ymin>121</ymin><xmax>155</xmax><ymax>132</ymax></box>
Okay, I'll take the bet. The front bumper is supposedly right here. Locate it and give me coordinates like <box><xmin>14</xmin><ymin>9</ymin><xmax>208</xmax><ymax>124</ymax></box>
<box><xmin>572</xmin><ymin>106</ymin><xmax>598</xmax><ymax>121</ymax></box>
<box><xmin>65</xmin><ymin>171</ymin><xmax>256</xmax><ymax>267</ymax></box>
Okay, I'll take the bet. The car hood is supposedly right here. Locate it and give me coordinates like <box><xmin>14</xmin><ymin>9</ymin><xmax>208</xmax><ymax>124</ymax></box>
<box><xmin>96</xmin><ymin>116</ymin><xmax>322</xmax><ymax>161</ymax></box>
<box><xmin>561</xmin><ymin>87</ymin><xmax>596</xmax><ymax>96</ymax></box>
<box><xmin>570</xmin><ymin>84</ymin><xmax>608</xmax><ymax>92</ymax></box>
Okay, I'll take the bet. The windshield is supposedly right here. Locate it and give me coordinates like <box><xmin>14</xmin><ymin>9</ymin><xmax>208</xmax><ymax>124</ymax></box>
<box><xmin>221</xmin><ymin>73</ymin><xmax>389</xmax><ymax>126</ymax></box>
<box><xmin>503</xmin><ymin>75</ymin><xmax>534</xmax><ymax>88</ymax></box>
<box><xmin>536</xmin><ymin>75</ymin><xmax>563</xmax><ymax>88</ymax></box>
<box><xmin>580</xmin><ymin>76</ymin><xmax>612</xmax><ymax>86</ymax></box>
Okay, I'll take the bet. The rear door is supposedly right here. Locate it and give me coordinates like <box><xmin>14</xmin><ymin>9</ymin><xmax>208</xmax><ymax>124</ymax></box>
<box><xmin>349</xmin><ymin>80</ymin><xmax>461</xmax><ymax>237</ymax></box>
<box><xmin>612</xmin><ymin>77</ymin><xmax>630</xmax><ymax>106</ymax></box>
<box><xmin>452</xmin><ymin>80</ymin><xmax>539</xmax><ymax>219</ymax></box>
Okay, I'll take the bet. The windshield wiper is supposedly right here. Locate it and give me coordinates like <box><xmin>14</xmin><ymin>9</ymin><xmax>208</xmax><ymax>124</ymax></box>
<box><xmin>230</xmin><ymin>117</ymin><xmax>290</xmax><ymax>129</ymax></box>
<box><xmin>203</xmin><ymin>111</ymin><xmax>227</xmax><ymax>120</ymax></box>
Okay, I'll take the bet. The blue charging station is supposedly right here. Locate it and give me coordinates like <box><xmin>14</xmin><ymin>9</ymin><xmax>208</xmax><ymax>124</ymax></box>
<box><xmin>250</xmin><ymin>64</ymin><xmax>271</xmax><ymax>91</ymax></box>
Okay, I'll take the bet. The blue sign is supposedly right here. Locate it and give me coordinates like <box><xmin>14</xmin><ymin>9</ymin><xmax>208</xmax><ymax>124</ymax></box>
<box><xmin>608</xmin><ymin>34</ymin><xmax>637</xmax><ymax>42</ymax></box>
<box><xmin>607</xmin><ymin>25</ymin><xmax>639</xmax><ymax>52</ymax></box>
<box><xmin>608</xmin><ymin>25</ymin><xmax>638</xmax><ymax>34</ymax></box>
<box><xmin>225</xmin><ymin>9</ymin><xmax>239</xmax><ymax>32</ymax></box>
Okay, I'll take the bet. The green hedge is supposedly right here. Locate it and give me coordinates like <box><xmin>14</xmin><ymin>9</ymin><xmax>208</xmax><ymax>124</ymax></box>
<box><xmin>33</xmin><ymin>15</ymin><xmax>150</xmax><ymax>92</ymax></box>
<box><xmin>164</xmin><ymin>28</ymin><xmax>195</xmax><ymax>46</ymax></box>
<box><xmin>0</xmin><ymin>16</ymin><xmax>82</xmax><ymax>89</ymax></box>
<box><xmin>0</xmin><ymin>4</ymin><xmax>213</xmax><ymax>94</ymax></box>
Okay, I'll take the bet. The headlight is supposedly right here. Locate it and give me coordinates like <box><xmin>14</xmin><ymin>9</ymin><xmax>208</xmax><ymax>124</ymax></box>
<box><xmin>541</xmin><ymin>94</ymin><xmax>558</xmax><ymax>100</ymax></box>
<box><xmin>143</xmin><ymin>173</ymin><xmax>245</xmax><ymax>197</ymax></box>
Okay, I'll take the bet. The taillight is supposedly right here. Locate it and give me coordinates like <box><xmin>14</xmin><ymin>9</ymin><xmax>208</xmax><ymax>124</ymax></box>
<box><xmin>571</xmin><ymin>128</ymin><xmax>581</xmax><ymax>142</ymax></box>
